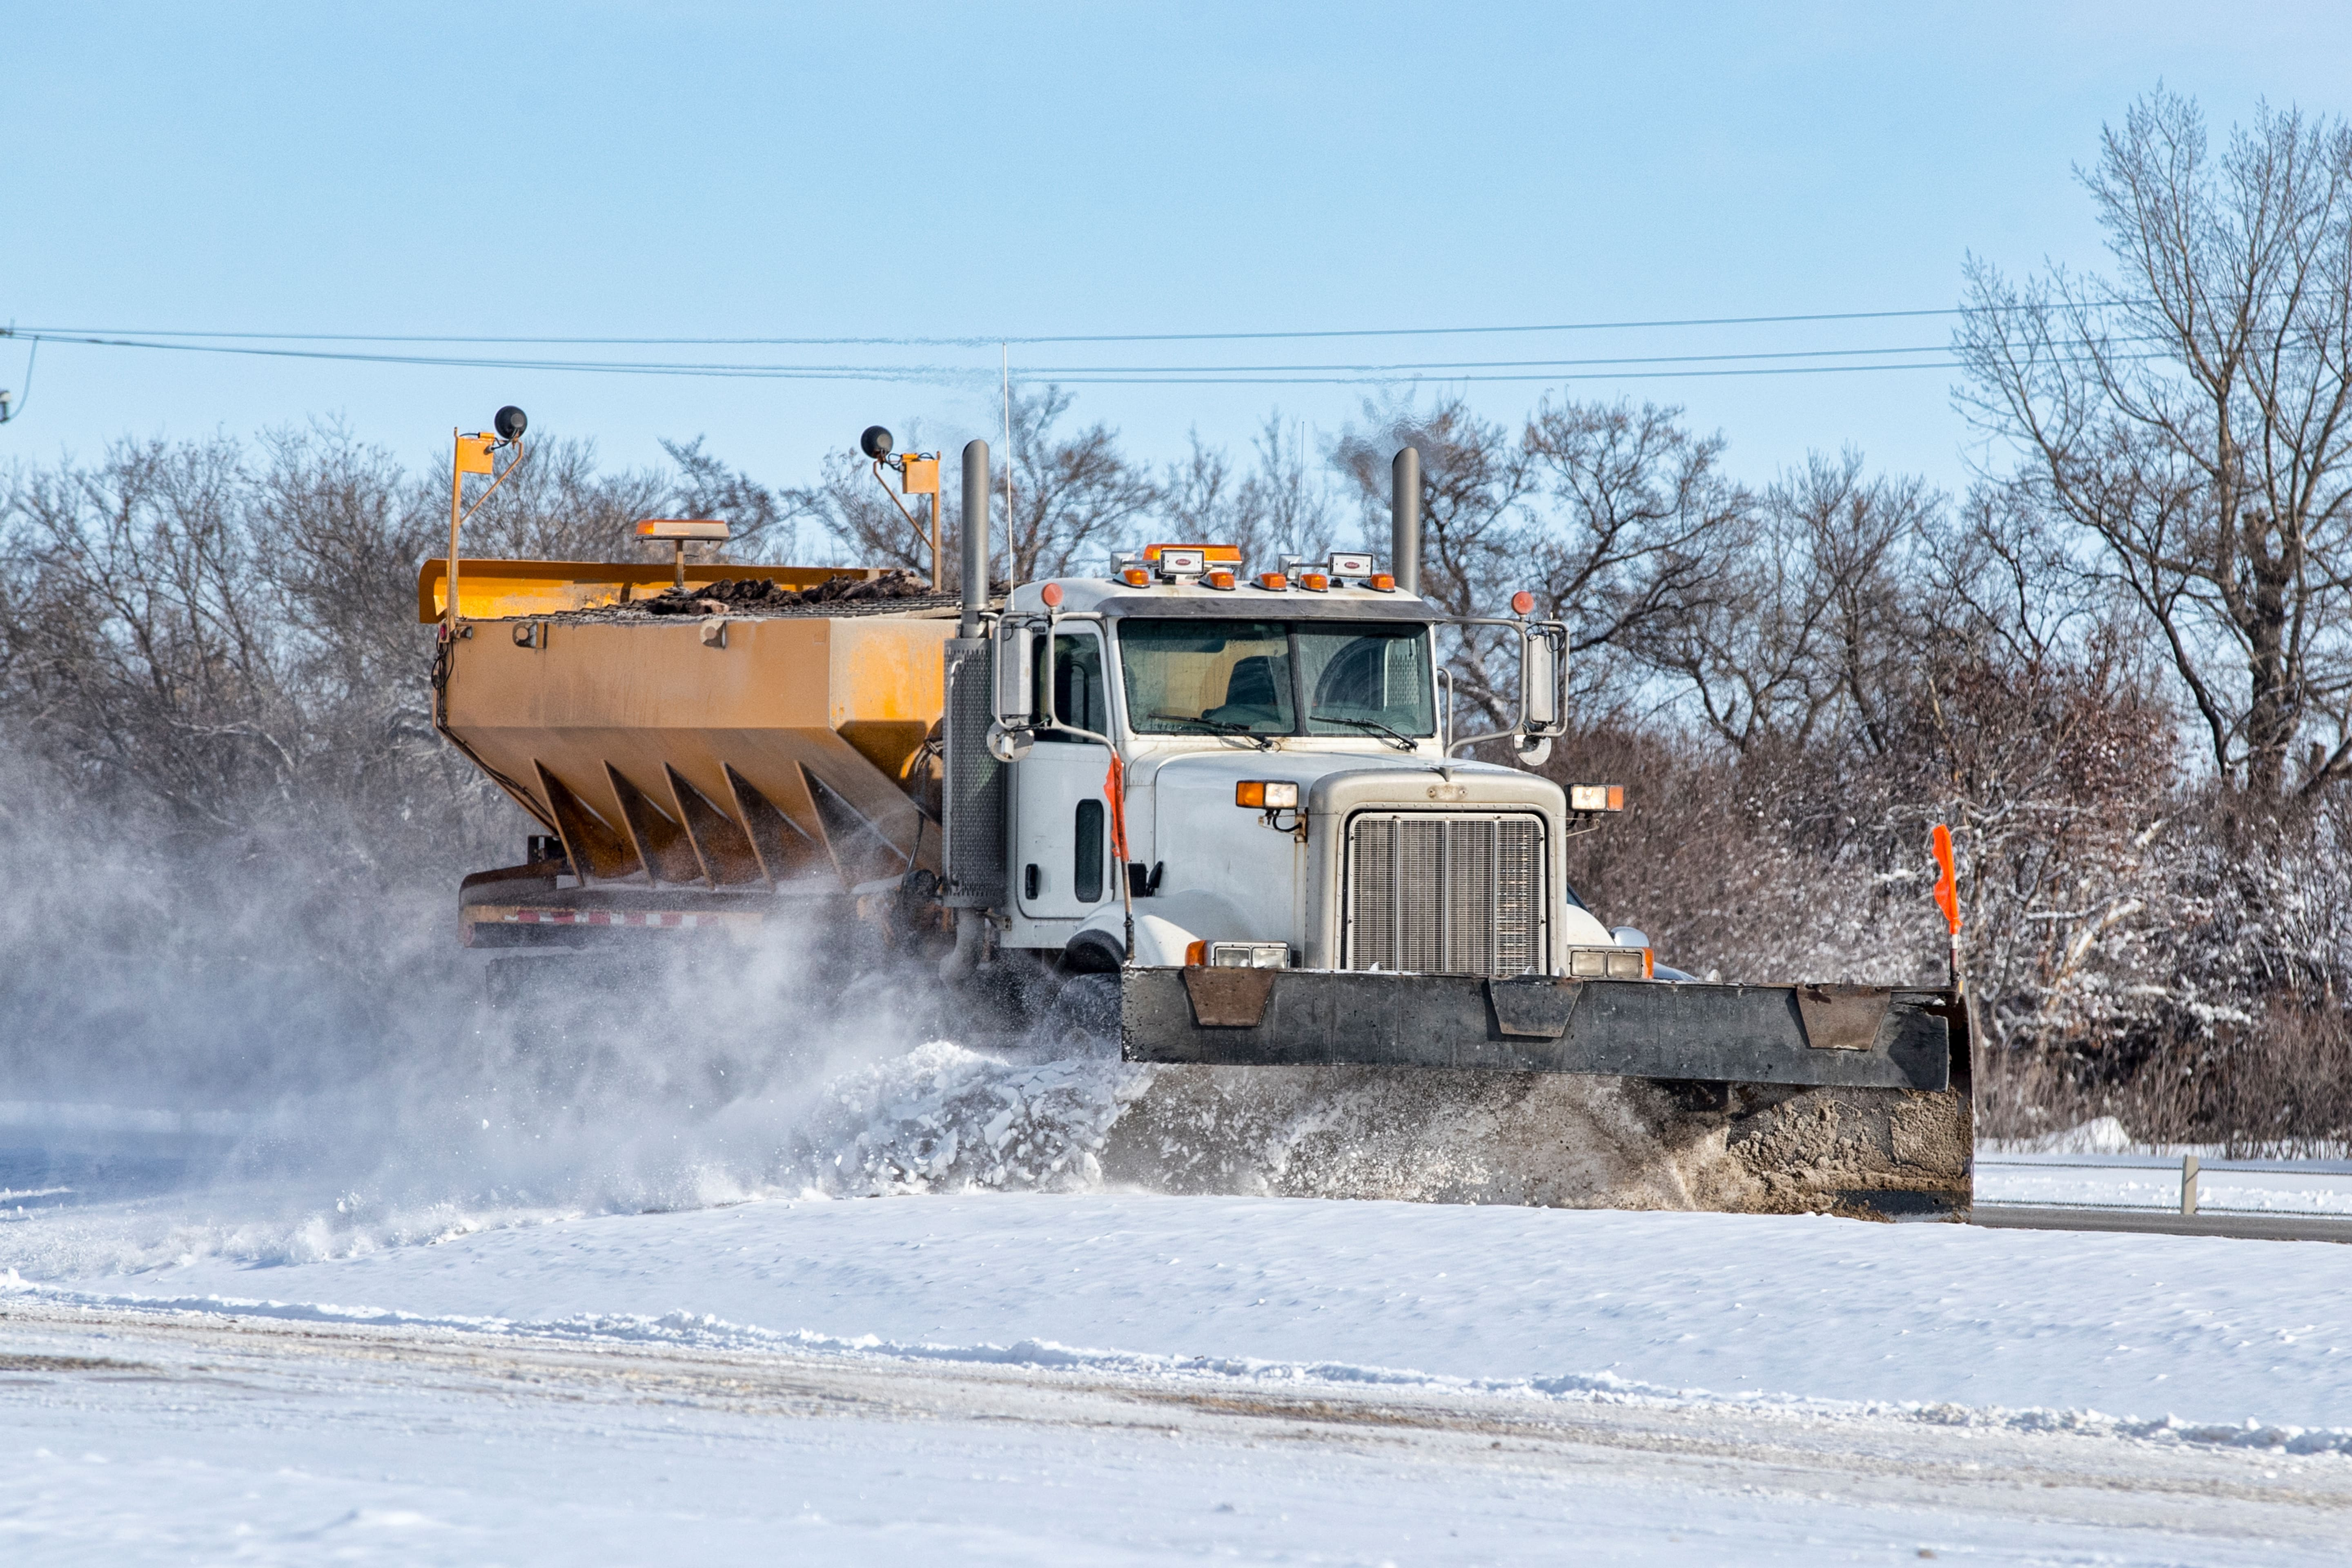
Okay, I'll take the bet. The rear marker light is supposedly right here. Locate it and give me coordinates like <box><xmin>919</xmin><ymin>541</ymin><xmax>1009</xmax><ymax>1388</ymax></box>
<box><xmin>1255</xmin><ymin>572</ymin><xmax>1288</xmax><ymax>591</ymax></box>
<box><xmin>1235</xmin><ymin>780</ymin><xmax>1300</xmax><ymax>809</ymax></box>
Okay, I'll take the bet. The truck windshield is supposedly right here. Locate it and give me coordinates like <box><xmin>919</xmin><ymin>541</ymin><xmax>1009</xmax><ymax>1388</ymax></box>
<box><xmin>1118</xmin><ymin>619</ymin><xmax>1436</xmax><ymax>739</ymax></box>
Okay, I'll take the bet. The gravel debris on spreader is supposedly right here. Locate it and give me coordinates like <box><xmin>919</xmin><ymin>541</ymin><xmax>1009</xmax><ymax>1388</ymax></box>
<box><xmin>532</xmin><ymin>568</ymin><xmax>963</xmax><ymax>623</ymax></box>
<box><xmin>643</xmin><ymin>568</ymin><xmax>934</xmax><ymax>616</ymax></box>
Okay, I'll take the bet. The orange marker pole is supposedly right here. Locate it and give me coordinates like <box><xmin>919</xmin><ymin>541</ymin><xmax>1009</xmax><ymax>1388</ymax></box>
<box><xmin>1931</xmin><ymin>822</ymin><xmax>1962</xmax><ymax>994</ymax></box>
<box><xmin>1105</xmin><ymin>751</ymin><xmax>1135</xmax><ymax>965</ymax></box>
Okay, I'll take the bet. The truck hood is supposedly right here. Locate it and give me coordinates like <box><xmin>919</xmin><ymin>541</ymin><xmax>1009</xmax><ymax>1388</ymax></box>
<box><xmin>1087</xmin><ymin>746</ymin><xmax>1614</xmax><ymax>967</ymax></box>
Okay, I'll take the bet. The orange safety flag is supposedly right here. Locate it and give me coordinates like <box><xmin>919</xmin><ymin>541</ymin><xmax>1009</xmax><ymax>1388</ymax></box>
<box><xmin>1930</xmin><ymin>823</ymin><xmax>1961</xmax><ymax>933</ymax></box>
<box><xmin>1103</xmin><ymin>753</ymin><xmax>1130</xmax><ymax>867</ymax></box>
<box><xmin>455</xmin><ymin>432</ymin><xmax>497</xmax><ymax>475</ymax></box>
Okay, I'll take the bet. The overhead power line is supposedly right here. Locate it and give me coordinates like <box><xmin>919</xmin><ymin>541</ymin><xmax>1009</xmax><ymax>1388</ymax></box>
<box><xmin>5</xmin><ymin>298</ymin><xmax>2140</xmax><ymax>350</ymax></box>
<box><xmin>0</xmin><ymin>324</ymin><xmax>2159</xmax><ymax>389</ymax></box>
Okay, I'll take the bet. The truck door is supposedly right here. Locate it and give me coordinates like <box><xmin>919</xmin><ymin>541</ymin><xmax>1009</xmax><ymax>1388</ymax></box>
<box><xmin>1013</xmin><ymin>628</ymin><xmax>1118</xmax><ymax>922</ymax></box>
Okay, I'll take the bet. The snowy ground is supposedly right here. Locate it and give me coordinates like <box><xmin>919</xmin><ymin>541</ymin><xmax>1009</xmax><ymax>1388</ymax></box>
<box><xmin>7</xmin><ymin>1085</ymin><xmax>2352</xmax><ymax>1562</ymax></box>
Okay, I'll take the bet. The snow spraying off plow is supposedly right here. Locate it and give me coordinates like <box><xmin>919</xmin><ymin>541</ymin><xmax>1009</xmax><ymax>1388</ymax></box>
<box><xmin>422</xmin><ymin>410</ymin><xmax>1973</xmax><ymax>1220</ymax></box>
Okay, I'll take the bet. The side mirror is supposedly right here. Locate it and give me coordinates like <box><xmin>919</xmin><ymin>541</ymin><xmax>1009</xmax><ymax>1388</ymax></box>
<box><xmin>1520</xmin><ymin>625</ymin><xmax>1565</xmax><ymax>736</ymax></box>
<box><xmin>990</xmin><ymin>619</ymin><xmax>1037</xmax><ymax>761</ymax></box>
<box><xmin>994</xmin><ymin>620</ymin><xmax>1034</xmax><ymax>725</ymax></box>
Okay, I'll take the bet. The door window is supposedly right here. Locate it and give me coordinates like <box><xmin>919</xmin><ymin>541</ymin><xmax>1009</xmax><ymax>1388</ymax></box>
<box><xmin>1030</xmin><ymin>632</ymin><xmax>1110</xmax><ymax>740</ymax></box>
<box><xmin>1074</xmin><ymin>799</ymin><xmax>1105</xmax><ymax>902</ymax></box>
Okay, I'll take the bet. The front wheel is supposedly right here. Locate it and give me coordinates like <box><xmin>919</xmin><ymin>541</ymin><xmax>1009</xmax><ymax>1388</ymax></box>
<box><xmin>1036</xmin><ymin>972</ymin><xmax>1120</xmax><ymax>1057</ymax></box>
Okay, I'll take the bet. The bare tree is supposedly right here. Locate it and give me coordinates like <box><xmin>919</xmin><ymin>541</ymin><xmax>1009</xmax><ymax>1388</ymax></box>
<box><xmin>997</xmin><ymin>385</ymin><xmax>1160</xmax><ymax>582</ymax></box>
<box><xmin>1520</xmin><ymin>399</ymin><xmax>1751</xmax><ymax>721</ymax></box>
<box><xmin>660</xmin><ymin>437</ymin><xmax>793</xmax><ymax>562</ymax></box>
<box><xmin>1337</xmin><ymin>395</ymin><xmax>1748</xmax><ymax>737</ymax></box>
<box><xmin>1659</xmin><ymin>450</ymin><xmax>1934</xmax><ymax>757</ymax></box>
<box><xmin>452</xmin><ymin>436</ymin><xmax>670</xmax><ymax>564</ymax></box>
<box><xmin>1958</xmin><ymin>88</ymin><xmax>2352</xmax><ymax>795</ymax></box>
<box><xmin>1161</xmin><ymin>413</ymin><xmax>1336</xmax><ymax>567</ymax></box>
<box><xmin>1335</xmin><ymin>396</ymin><xmax>1537</xmax><ymax>733</ymax></box>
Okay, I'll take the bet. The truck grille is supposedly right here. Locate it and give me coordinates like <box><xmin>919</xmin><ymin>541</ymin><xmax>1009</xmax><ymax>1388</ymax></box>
<box><xmin>1343</xmin><ymin>813</ymin><xmax>1545</xmax><ymax>976</ymax></box>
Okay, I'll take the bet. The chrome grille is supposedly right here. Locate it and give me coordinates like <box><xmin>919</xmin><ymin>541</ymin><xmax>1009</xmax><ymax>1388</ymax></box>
<box><xmin>1344</xmin><ymin>813</ymin><xmax>1545</xmax><ymax>976</ymax></box>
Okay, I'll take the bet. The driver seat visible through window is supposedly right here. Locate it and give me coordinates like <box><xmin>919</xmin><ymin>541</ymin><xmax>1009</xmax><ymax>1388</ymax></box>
<box><xmin>1206</xmin><ymin>653</ymin><xmax>1287</xmax><ymax>726</ymax></box>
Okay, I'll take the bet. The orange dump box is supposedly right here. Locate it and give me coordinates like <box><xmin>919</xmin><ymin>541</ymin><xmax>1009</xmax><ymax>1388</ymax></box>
<box><xmin>419</xmin><ymin>557</ymin><xmax>961</xmax><ymax>943</ymax></box>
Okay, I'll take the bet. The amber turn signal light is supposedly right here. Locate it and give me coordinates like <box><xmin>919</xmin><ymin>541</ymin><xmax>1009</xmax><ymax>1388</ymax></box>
<box><xmin>1236</xmin><ymin>780</ymin><xmax>1301</xmax><ymax>810</ymax></box>
<box><xmin>1185</xmin><ymin>939</ymin><xmax>1209</xmax><ymax>967</ymax></box>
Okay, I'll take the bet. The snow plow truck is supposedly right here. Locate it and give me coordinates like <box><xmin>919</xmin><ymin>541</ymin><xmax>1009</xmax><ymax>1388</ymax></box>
<box><xmin>424</xmin><ymin>411</ymin><xmax>1973</xmax><ymax>1217</ymax></box>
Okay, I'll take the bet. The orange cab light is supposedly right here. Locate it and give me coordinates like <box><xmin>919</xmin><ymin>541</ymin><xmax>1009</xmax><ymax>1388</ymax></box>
<box><xmin>1510</xmin><ymin>590</ymin><xmax>1535</xmax><ymax>616</ymax></box>
<box><xmin>1298</xmin><ymin>572</ymin><xmax>1330</xmax><ymax>592</ymax></box>
<box><xmin>1120</xmin><ymin>566</ymin><xmax>1151</xmax><ymax>587</ymax></box>
<box><xmin>1144</xmin><ymin>543</ymin><xmax>1245</xmax><ymax>564</ymax></box>
<box><xmin>1369</xmin><ymin>572</ymin><xmax>1396</xmax><ymax>592</ymax></box>
<box><xmin>1204</xmin><ymin>569</ymin><xmax>1236</xmax><ymax>590</ymax></box>
<box><xmin>1254</xmin><ymin>572</ymin><xmax>1288</xmax><ymax>591</ymax></box>
<box><xmin>1185</xmin><ymin>939</ymin><xmax>1209</xmax><ymax>967</ymax></box>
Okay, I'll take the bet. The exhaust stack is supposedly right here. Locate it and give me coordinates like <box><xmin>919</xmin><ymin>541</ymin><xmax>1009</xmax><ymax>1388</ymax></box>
<box><xmin>960</xmin><ymin>439</ymin><xmax>990</xmax><ymax>637</ymax></box>
<box><xmin>944</xmin><ymin>437</ymin><xmax>999</xmax><ymax>978</ymax></box>
<box><xmin>1391</xmin><ymin>446</ymin><xmax>1421</xmax><ymax>597</ymax></box>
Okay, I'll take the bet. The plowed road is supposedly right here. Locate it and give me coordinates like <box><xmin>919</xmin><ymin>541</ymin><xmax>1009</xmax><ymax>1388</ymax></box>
<box><xmin>2</xmin><ymin>1297</ymin><xmax>2345</xmax><ymax>1565</ymax></box>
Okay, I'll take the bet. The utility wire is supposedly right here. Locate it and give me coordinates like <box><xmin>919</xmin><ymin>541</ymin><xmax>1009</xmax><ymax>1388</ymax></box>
<box><xmin>4</xmin><ymin>298</ymin><xmax>2143</xmax><ymax>350</ymax></box>
<box><xmin>0</xmin><ymin>326</ymin><xmax>2155</xmax><ymax>387</ymax></box>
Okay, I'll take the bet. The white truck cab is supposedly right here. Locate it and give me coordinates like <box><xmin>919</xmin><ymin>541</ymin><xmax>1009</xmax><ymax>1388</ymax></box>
<box><xmin>973</xmin><ymin>547</ymin><xmax>1636</xmax><ymax>982</ymax></box>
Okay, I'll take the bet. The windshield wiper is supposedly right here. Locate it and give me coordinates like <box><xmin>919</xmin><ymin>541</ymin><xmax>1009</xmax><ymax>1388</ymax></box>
<box><xmin>1151</xmin><ymin>713</ymin><xmax>1278</xmax><ymax>750</ymax></box>
<box><xmin>1310</xmin><ymin>711</ymin><xmax>1418</xmax><ymax>751</ymax></box>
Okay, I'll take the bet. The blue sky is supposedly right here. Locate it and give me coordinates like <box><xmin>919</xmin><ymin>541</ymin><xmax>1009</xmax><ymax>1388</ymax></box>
<box><xmin>6</xmin><ymin>2</ymin><xmax>2350</xmax><ymax>510</ymax></box>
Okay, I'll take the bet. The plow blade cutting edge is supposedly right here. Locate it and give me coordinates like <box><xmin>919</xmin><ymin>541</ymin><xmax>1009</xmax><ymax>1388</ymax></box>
<box><xmin>1123</xmin><ymin>970</ymin><xmax>1952</xmax><ymax>1091</ymax></box>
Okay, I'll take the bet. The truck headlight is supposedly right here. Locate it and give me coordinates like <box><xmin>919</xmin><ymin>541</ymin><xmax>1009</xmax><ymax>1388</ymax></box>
<box><xmin>1185</xmin><ymin>940</ymin><xmax>1290</xmax><ymax>969</ymax></box>
<box><xmin>1236</xmin><ymin>780</ymin><xmax>1300</xmax><ymax>810</ymax></box>
<box><xmin>1566</xmin><ymin>946</ymin><xmax>1652</xmax><ymax>979</ymax></box>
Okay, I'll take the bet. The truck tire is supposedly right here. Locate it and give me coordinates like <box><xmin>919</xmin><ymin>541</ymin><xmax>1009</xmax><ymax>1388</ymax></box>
<box><xmin>1038</xmin><ymin>972</ymin><xmax>1120</xmax><ymax>1056</ymax></box>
